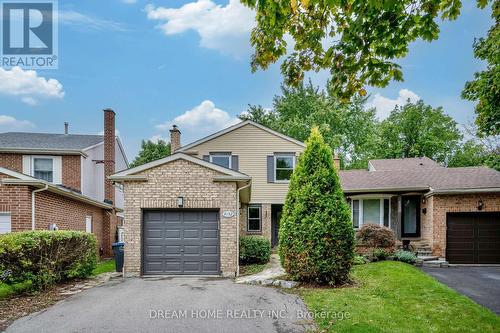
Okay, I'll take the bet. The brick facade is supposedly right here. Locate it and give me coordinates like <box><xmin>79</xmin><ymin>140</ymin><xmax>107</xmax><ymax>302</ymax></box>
<box><xmin>0</xmin><ymin>173</ymin><xmax>32</xmax><ymax>231</ymax></box>
<box><xmin>428</xmin><ymin>193</ymin><xmax>500</xmax><ymax>257</ymax></box>
<box><xmin>0</xmin><ymin>172</ymin><xmax>115</xmax><ymax>257</ymax></box>
<box><xmin>62</xmin><ymin>155</ymin><xmax>81</xmax><ymax>191</ymax></box>
<box><xmin>0</xmin><ymin>153</ymin><xmax>23</xmax><ymax>173</ymax></box>
<box><xmin>239</xmin><ymin>203</ymin><xmax>272</xmax><ymax>242</ymax></box>
<box><xmin>104</xmin><ymin>109</ymin><xmax>115</xmax><ymax>203</ymax></box>
<box><xmin>122</xmin><ymin>159</ymin><xmax>238</xmax><ymax>277</ymax></box>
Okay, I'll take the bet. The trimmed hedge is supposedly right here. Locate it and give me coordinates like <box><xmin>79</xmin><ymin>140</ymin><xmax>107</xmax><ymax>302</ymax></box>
<box><xmin>279</xmin><ymin>127</ymin><xmax>355</xmax><ymax>285</ymax></box>
<box><xmin>239</xmin><ymin>236</ymin><xmax>271</xmax><ymax>264</ymax></box>
<box><xmin>0</xmin><ymin>231</ymin><xmax>97</xmax><ymax>290</ymax></box>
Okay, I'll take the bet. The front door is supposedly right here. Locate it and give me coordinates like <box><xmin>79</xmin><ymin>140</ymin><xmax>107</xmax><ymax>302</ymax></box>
<box><xmin>401</xmin><ymin>196</ymin><xmax>421</xmax><ymax>237</ymax></box>
<box><xmin>271</xmin><ymin>205</ymin><xmax>283</xmax><ymax>248</ymax></box>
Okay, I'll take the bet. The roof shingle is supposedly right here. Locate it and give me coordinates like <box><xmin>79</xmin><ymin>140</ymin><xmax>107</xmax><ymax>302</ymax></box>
<box><xmin>0</xmin><ymin>132</ymin><xmax>104</xmax><ymax>150</ymax></box>
<box><xmin>340</xmin><ymin>166</ymin><xmax>500</xmax><ymax>192</ymax></box>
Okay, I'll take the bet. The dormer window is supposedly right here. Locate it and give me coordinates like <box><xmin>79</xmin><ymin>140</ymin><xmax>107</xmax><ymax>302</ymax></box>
<box><xmin>33</xmin><ymin>158</ymin><xmax>54</xmax><ymax>182</ymax></box>
<box><xmin>210</xmin><ymin>154</ymin><xmax>231</xmax><ymax>169</ymax></box>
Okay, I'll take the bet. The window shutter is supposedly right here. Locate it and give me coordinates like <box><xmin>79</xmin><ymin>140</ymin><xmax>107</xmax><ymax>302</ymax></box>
<box><xmin>202</xmin><ymin>155</ymin><xmax>209</xmax><ymax>161</ymax></box>
<box><xmin>52</xmin><ymin>156</ymin><xmax>62</xmax><ymax>184</ymax></box>
<box><xmin>267</xmin><ymin>155</ymin><xmax>274</xmax><ymax>183</ymax></box>
<box><xmin>231</xmin><ymin>155</ymin><xmax>239</xmax><ymax>171</ymax></box>
<box><xmin>22</xmin><ymin>155</ymin><xmax>31</xmax><ymax>175</ymax></box>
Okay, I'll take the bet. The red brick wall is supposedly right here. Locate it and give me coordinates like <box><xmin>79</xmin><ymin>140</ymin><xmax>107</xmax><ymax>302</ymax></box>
<box><xmin>0</xmin><ymin>172</ymin><xmax>116</xmax><ymax>257</ymax></box>
<box><xmin>0</xmin><ymin>153</ymin><xmax>23</xmax><ymax>173</ymax></box>
<box><xmin>62</xmin><ymin>155</ymin><xmax>81</xmax><ymax>191</ymax></box>
<box><xmin>104</xmin><ymin>109</ymin><xmax>115</xmax><ymax>203</ymax></box>
<box><xmin>430</xmin><ymin>193</ymin><xmax>500</xmax><ymax>257</ymax></box>
<box><xmin>0</xmin><ymin>173</ymin><xmax>32</xmax><ymax>231</ymax></box>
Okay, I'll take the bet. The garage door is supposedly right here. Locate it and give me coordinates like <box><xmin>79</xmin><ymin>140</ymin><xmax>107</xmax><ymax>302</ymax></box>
<box><xmin>447</xmin><ymin>212</ymin><xmax>500</xmax><ymax>264</ymax></box>
<box><xmin>143</xmin><ymin>210</ymin><xmax>220</xmax><ymax>275</ymax></box>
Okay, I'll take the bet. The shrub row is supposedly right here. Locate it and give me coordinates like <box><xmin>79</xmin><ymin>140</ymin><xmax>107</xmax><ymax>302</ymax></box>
<box><xmin>239</xmin><ymin>236</ymin><xmax>271</xmax><ymax>264</ymax></box>
<box><xmin>0</xmin><ymin>231</ymin><xmax>98</xmax><ymax>290</ymax></box>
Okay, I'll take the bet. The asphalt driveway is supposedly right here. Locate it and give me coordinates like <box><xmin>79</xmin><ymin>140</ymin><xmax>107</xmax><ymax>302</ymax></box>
<box><xmin>421</xmin><ymin>266</ymin><xmax>500</xmax><ymax>314</ymax></box>
<box><xmin>5</xmin><ymin>277</ymin><xmax>313</xmax><ymax>333</ymax></box>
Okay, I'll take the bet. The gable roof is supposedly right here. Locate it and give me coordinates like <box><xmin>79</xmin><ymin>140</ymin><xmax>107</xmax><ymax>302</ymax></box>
<box><xmin>0</xmin><ymin>166</ymin><xmax>117</xmax><ymax>210</ymax></box>
<box><xmin>177</xmin><ymin>120</ymin><xmax>305</xmax><ymax>152</ymax></box>
<box><xmin>368</xmin><ymin>157</ymin><xmax>442</xmax><ymax>171</ymax></box>
<box><xmin>340</xmin><ymin>166</ymin><xmax>500</xmax><ymax>193</ymax></box>
<box><xmin>0</xmin><ymin>132</ymin><xmax>105</xmax><ymax>151</ymax></box>
<box><xmin>110</xmin><ymin>153</ymin><xmax>251</xmax><ymax>181</ymax></box>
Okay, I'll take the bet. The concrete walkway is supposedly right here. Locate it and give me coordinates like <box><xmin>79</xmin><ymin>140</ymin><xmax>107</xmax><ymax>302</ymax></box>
<box><xmin>6</xmin><ymin>277</ymin><xmax>313</xmax><ymax>333</ymax></box>
<box><xmin>236</xmin><ymin>254</ymin><xmax>285</xmax><ymax>284</ymax></box>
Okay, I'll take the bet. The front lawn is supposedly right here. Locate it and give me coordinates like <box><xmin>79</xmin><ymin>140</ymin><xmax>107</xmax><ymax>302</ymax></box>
<box><xmin>299</xmin><ymin>261</ymin><xmax>500</xmax><ymax>332</ymax></box>
<box><xmin>92</xmin><ymin>259</ymin><xmax>116</xmax><ymax>276</ymax></box>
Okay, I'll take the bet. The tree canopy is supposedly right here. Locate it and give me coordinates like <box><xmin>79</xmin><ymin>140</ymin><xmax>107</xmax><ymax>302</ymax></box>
<box><xmin>377</xmin><ymin>100</ymin><xmax>462</xmax><ymax>163</ymax></box>
<box><xmin>241</xmin><ymin>0</ymin><xmax>492</xmax><ymax>100</ymax></box>
<box><xmin>129</xmin><ymin>139</ymin><xmax>171</xmax><ymax>168</ymax></box>
<box><xmin>462</xmin><ymin>0</ymin><xmax>499</xmax><ymax>136</ymax></box>
<box><xmin>241</xmin><ymin>82</ymin><xmax>379</xmax><ymax>169</ymax></box>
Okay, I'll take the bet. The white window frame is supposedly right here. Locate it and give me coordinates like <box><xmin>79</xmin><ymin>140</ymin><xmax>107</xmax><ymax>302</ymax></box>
<box><xmin>33</xmin><ymin>157</ymin><xmax>54</xmax><ymax>182</ymax></box>
<box><xmin>209</xmin><ymin>154</ymin><xmax>231</xmax><ymax>169</ymax></box>
<box><xmin>23</xmin><ymin>155</ymin><xmax>62</xmax><ymax>184</ymax></box>
<box><xmin>349</xmin><ymin>195</ymin><xmax>392</xmax><ymax>229</ymax></box>
<box><xmin>85</xmin><ymin>216</ymin><xmax>92</xmax><ymax>233</ymax></box>
<box><xmin>0</xmin><ymin>212</ymin><xmax>11</xmax><ymax>234</ymax></box>
<box><xmin>274</xmin><ymin>155</ymin><xmax>295</xmax><ymax>183</ymax></box>
<box><xmin>247</xmin><ymin>205</ymin><xmax>262</xmax><ymax>232</ymax></box>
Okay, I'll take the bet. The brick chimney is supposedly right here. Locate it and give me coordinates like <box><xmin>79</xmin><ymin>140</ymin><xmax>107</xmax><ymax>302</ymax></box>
<box><xmin>170</xmin><ymin>125</ymin><xmax>181</xmax><ymax>153</ymax></box>
<box><xmin>103</xmin><ymin>109</ymin><xmax>115</xmax><ymax>204</ymax></box>
<box><xmin>333</xmin><ymin>152</ymin><xmax>341</xmax><ymax>171</ymax></box>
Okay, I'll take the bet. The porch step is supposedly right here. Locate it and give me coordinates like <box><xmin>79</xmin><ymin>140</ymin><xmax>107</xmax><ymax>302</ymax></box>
<box><xmin>422</xmin><ymin>259</ymin><xmax>449</xmax><ymax>268</ymax></box>
<box><xmin>417</xmin><ymin>255</ymin><xmax>439</xmax><ymax>261</ymax></box>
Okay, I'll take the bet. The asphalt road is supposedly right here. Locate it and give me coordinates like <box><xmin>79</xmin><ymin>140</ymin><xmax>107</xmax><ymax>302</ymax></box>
<box><xmin>5</xmin><ymin>277</ymin><xmax>313</xmax><ymax>333</ymax></box>
<box><xmin>421</xmin><ymin>266</ymin><xmax>500</xmax><ymax>314</ymax></box>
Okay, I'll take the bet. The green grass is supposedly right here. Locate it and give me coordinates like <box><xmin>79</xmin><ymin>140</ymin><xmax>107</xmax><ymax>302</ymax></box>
<box><xmin>91</xmin><ymin>259</ymin><xmax>116</xmax><ymax>276</ymax></box>
<box><xmin>0</xmin><ymin>282</ymin><xmax>13</xmax><ymax>299</ymax></box>
<box><xmin>239</xmin><ymin>263</ymin><xmax>268</xmax><ymax>276</ymax></box>
<box><xmin>299</xmin><ymin>261</ymin><xmax>500</xmax><ymax>332</ymax></box>
<box><xmin>0</xmin><ymin>280</ymin><xmax>32</xmax><ymax>300</ymax></box>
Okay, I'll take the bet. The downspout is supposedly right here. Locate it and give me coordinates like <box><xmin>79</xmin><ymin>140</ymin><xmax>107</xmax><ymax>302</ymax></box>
<box><xmin>32</xmin><ymin>184</ymin><xmax>49</xmax><ymax>230</ymax></box>
<box><xmin>236</xmin><ymin>180</ymin><xmax>251</xmax><ymax>277</ymax></box>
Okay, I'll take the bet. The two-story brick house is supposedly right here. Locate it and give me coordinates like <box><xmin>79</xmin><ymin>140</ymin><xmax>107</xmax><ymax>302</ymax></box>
<box><xmin>110</xmin><ymin>120</ymin><xmax>499</xmax><ymax>277</ymax></box>
<box><xmin>0</xmin><ymin>109</ymin><xmax>128</xmax><ymax>256</ymax></box>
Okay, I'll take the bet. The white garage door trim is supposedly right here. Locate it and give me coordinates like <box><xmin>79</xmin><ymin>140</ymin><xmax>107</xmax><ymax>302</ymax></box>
<box><xmin>0</xmin><ymin>212</ymin><xmax>12</xmax><ymax>234</ymax></box>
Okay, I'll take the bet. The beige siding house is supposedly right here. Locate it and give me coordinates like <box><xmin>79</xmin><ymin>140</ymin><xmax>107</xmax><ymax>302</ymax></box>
<box><xmin>177</xmin><ymin>121</ymin><xmax>305</xmax><ymax>247</ymax></box>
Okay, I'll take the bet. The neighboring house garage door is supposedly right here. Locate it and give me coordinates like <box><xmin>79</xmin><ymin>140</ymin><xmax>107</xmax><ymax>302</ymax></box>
<box><xmin>447</xmin><ymin>212</ymin><xmax>500</xmax><ymax>264</ymax></box>
<box><xmin>143</xmin><ymin>210</ymin><xmax>220</xmax><ymax>275</ymax></box>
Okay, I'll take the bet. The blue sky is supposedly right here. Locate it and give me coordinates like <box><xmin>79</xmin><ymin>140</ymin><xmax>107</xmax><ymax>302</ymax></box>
<box><xmin>0</xmin><ymin>0</ymin><xmax>493</xmax><ymax>160</ymax></box>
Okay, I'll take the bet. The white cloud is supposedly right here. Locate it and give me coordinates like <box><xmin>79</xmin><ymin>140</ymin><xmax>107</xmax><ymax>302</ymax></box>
<box><xmin>145</xmin><ymin>0</ymin><xmax>255</xmax><ymax>57</ymax></box>
<box><xmin>0</xmin><ymin>67</ymin><xmax>64</xmax><ymax>105</ymax></box>
<box><xmin>59</xmin><ymin>10</ymin><xmax>128</xmax><ymax>32</ymax></box>
<box><xmin>154</xmin><ymin>100</ymin><xmax>240</xmax><ymax>144</ymax></box>
<box><xmin>367</xmin><ymin>89</ymin><xmax>420</xmax><ymax>119</ymax></box>
<box><xmin>0</xmin><ymin>115</ymin><xmax>35</xmax><ymax>131</ymax></box>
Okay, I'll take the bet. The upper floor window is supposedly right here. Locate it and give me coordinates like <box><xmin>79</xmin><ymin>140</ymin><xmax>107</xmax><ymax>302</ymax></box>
<box><xmin>275</xmin><ymin>155</ymin><xmax>295</xmax><ymax>182</ymax></box>
<box><xmin>350</xmin><ymin>198</ymin><xmax>390</xmax><ymax>229</ymax></box>
<box><xmin>33</xmin><ymin>158</ymin><xmax>53</xmax><ymax>182</ymax></box>
<box><xmin>210</xmin><ymin>154</ymin><xmax>231</xmax><ymax>169</ymax></box>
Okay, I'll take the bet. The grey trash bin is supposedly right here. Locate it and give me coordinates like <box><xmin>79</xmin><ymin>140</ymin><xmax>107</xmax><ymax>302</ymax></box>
<box><xmin>112</xmin><ymin>242</ymin><xmax>124</xmax><ymax>272</ymax></box>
